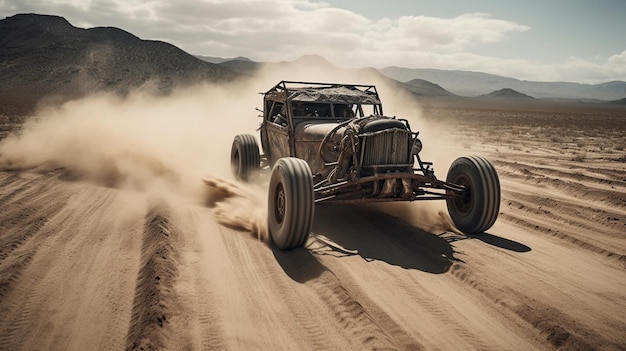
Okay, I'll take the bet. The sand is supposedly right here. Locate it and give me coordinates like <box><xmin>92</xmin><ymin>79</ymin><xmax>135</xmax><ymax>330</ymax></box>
<box><xmin>0</xmin><ymin>92</ymin><xmax>625</xmax><ymax>350</ymax></box>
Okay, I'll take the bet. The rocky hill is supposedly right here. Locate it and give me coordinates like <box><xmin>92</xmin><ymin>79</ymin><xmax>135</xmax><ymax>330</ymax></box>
<box><xmin>404</xmin><ymin>79</ymin><xmax>454</xmax><ymax>97</ymax></box>
<box><xmin>0</xmin><ymin>13</ymin><xmax>241</xmax><ymax>116</ymax></box>
<box><xmin>609</xmin><ymin>97</ymin><xmax>626</xmax><ymax>105</ymax></box>
<box><xmin>217</xmin><ymin>59</ymin><xmax>260</xmax><ymax>75</ymax></box>
<box><xmin>483</xmin><ymin>88</ymin><xmax>535</xmax><ymax>99</ymax></box>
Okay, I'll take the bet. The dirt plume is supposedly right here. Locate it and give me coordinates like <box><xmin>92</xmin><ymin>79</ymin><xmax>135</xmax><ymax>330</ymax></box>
<box><xmin>203</xmin><ymin>177</ymin><xmax>269</xmax><ymax>242</ymax></box>
<box><xmin>0</xmin><ymin>79</ymin><xmax>275</xmax><ymax>236</ymax></box>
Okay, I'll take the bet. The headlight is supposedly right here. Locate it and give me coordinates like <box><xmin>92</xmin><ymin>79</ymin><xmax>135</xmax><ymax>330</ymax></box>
<box><xmin>412</xmin><ymin>138</ymin><xmax>422</xmax><ymax>156</ymax></box>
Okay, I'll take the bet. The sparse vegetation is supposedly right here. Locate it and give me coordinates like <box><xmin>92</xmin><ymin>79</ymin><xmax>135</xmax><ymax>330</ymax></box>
<box><xmin>572</xmin><ymin>152</ymin><xmax>587</xmax><ymax>162</ymax></box>
<box><xmin>550</xmin><ymin>135</ymin><xmax>564</xmax><ymax>143</ymax></box>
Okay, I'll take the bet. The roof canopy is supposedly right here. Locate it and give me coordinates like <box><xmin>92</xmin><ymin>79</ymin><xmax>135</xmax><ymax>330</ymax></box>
<box><xmin>266</xmin><ymin>81</ymin><xmax>382</xmax><ymax>105</ymax></box>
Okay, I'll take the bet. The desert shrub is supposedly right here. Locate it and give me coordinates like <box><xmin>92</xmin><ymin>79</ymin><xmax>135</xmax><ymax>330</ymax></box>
<box><xmin>572</xmin><ymin>152</ymin><xmax>586</xmax><ymax>162</ymax></box>
<box><xmin>549</xmin><ymin>135</ymin><xmax>564</xmax><ymax>143</ymax></box>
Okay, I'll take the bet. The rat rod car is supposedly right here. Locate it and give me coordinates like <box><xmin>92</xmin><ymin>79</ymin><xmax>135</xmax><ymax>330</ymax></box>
<box><xmin>230</xmin><ymin>81</ymin><xmax>500</xmax><ymax>249</ymax></box>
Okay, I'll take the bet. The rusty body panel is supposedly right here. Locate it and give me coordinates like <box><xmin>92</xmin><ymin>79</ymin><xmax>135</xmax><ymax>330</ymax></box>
<box><xmin>258</xmin><ymin>81</ymin><xmax>464</xmax><ymax>205</ymax></box>
<box><xmin>265</xmin><ymin>122</ymin><xmax>290</xmax><ymax>165</ymax></box>
<box><xmin>293</xmin><ymin>121</ymin><xmax>344</xmax><ymax>178</ymax></box>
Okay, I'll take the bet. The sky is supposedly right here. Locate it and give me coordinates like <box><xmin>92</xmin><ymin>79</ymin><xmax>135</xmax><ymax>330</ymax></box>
<box><xmin>1</xmin><ymin>0</ymin><xmax>625</xmax><ymax>83</ymax></box>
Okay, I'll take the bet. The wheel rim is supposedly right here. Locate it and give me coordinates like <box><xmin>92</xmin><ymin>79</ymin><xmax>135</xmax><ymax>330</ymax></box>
<box><xmin>452</xmin><ymin>174</ymin><xmax>473</xmax><ymax>216</ymax></box>
<box><xmin>274</xmin><ymin>183</ymin><xmax>285</xmax><ymax>224</ymax></box>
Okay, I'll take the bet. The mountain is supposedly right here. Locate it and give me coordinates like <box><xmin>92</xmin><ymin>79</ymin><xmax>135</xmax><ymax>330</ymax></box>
<box><xmin>609</xmin><ymin>97</ymin><xmax>626</xmax><ymax>105</ymax></box>
<box><xmin>0</xmin><ymin>13</ymin><xmax>241</xmax><ymax>115</ymax></box>
<box><xmin>379</xmin><ymin>66</ymin><xmax>626</xmax><ymax>101</ymax></box>
<box><xmin>483</xmin><ymin>88</ymin><xmax>535</xmax><ymax>99</ymax></box>
<box><xmin>286</xmin><ymin>54</ymin><xmax>335</xmax><ymax>67</ymax></box>
<box><xmin>218</xmin><ymin>59</ymin><xmax>260</xmax><ymax>75</ymax></box>
<box><xmin>196</xmin><ymin>55</ymin><xmax>252</xmax><ymax>64</ymax></box>
<box><xmin>404</xmin><ymin>79</ymin><xmax>454</xmax><ymax>97</ymax></box>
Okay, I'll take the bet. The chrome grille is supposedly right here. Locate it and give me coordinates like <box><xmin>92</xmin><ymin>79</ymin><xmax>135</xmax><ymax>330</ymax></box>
<box><xmin>360</xmin><ymin>129</ymin><xmax>412</xmax><ymax>168</ymax></box>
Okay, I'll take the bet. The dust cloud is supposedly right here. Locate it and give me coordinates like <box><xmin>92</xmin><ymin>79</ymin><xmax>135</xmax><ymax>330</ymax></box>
<box><xmin>0</xmin><ymin>83</ymin><xmax>257</xmax><ymax>191</ymax></box>
<box><xmin>0</xmin><ymin>62</ymin><xmax>464</xmax><ymax>236</ymax></box>
<box><xmin>0</xmin><ymin>77</ymin><xmax>270</xmax><ymax>233</ymax></box>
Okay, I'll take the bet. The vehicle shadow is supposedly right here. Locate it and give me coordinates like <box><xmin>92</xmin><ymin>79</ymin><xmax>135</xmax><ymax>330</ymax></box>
<box><xmin>308</xmin><ymin>206</ymin><xmax>532</xmax><ymax>273</ymax></box>
<box><xmin>309</xmin><ymin>206</ymin><xmax>464</xmax><ymax>274</ymax></box>
<box><xmin>468</xmin><ymin>232</ymin><xmax>532</xmax><ymax>253</ymax></box>
<box><xmin>271</xmin><ymin>206</ymin><xmax>532</xmax><ymax>282</ymax></box>
<box><xmin>272</xmin><ymin>245</ymin><xmax>329</xmax><ymax>284</ymax></box>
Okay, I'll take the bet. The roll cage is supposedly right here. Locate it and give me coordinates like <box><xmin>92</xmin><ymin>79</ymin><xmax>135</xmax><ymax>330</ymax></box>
<box><xmin>262</xmin><ymin>80</ymin><xmax>385</xmax><ymax>129</ymax></box>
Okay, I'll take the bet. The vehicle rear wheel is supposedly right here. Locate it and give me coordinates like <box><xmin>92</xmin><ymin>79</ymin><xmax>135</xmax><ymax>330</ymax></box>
<box><xmin>446</xmin><ymin>155</ymin><xmax>500</xmax><ymax>234</ymax></box>
<box><xmin>230</xmin><ymin>134</ymin><xmax>260</xmax><ymax>181</ymax></box>
<box><xmin>268</xmin><ymin>158</ymin><xmax>314</xmax><ymax>249</ymax></box>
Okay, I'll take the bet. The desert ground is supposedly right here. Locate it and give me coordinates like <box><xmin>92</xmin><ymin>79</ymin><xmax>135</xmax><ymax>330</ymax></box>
<box><xmin>0</xmin><ymin>95</ymin><xmax>625</xmax><ymax>350</ymax></box>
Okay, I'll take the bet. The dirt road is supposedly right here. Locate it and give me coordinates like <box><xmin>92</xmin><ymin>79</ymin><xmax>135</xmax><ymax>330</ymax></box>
<box><xmin>0</xmin><ymin>105</ymin><xmax>625</xmax><ymax>350</ymax></box>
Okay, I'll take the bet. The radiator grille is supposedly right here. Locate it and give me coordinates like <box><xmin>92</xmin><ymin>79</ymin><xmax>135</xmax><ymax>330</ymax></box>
<box><xmin>360</xmin><ymin>129</ymin><xmax>412</xmax><ymax>168</ymax></box>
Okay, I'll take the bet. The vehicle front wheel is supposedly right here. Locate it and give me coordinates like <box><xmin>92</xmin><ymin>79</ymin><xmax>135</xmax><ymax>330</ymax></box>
<box><xmin>446</xmin><ymin>155</ymin><xmax>500</xmax><ymax>234</ymax></box>
<box><xmin>268</xmin><ymin>158</ymin><xmax>314</xmax><ymax>249</ymax></box>
<box><xmin>230</xmin><ymin>134</ymin><xmax>260</xmax><ymax>181</ymax></box>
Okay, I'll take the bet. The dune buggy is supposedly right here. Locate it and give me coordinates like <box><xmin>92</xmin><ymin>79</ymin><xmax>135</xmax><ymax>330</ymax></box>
<box><xmin>230</xmin><ymin>81</ymin><xmax>500</xmax><ymax>249</ymax></box>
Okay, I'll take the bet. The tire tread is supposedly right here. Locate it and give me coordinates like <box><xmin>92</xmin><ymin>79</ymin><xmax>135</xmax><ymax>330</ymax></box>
<box><xmin>268</xmin><ymin>158</ymin><xmax>314</xmax><ymax>249</ymax></box>
<box><xmin>231</xmin><ymin>134</ymin><xmax>260</xmax><ymax>181</ymax></box>
<box><xmin>446</xmin><ymin>155</ymin><xmax>500</xmax><ymax>233</ymax></box>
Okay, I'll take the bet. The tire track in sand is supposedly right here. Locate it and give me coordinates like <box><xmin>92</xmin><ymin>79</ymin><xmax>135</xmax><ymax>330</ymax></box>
<box><xmin>0</xmin><ymin>171</ymin><xmax>70</xmax><ymax>262</ymax></box>
<box><xmin>310</xmin><ymin>206</ymin><xmax>513</xmax><ymax>350</ymax></box>
<box><xmin>125</xmin><ymin>203</ymin><xmax>182</xmax><ymax>351</ymax></box>
<box><xmin>0</xmin><ymin>171</ymin><xmax>70</xmax><ymax>301</ymax></box>
<box><xmin>449</xmin><ymin>260</ymin><xmax>626</xmax><ymax>350</ymax></box>
<box><xmin>170</xmin><ymin>206</ymin><xmax>227</xmax><ymax>351</ymax></box>
<box><xmin>0</xmin><ymin>270</ymin><xmax>46</xmax><ymax>350</ymax></box>
<box><xmin>274</xmin><ymin>247</ymin><xmax>408</xmax><ymax>351</ymax></box>
<box><xmin>1</xmin><ymin>179</ymin><xmax>143</xmax><ymax>350</ymax></box>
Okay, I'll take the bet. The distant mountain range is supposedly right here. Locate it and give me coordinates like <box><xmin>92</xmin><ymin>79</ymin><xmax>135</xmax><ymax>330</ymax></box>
<box><xmin>611</xmin><ymin>97</ymin><xmax>626</xmax><ymax>105</ymax></box>
<box><xmin>379</xmin><ymin>67</ymin><xmax>626</xmax><ymax>101</ymax></box>
<box><xmin>1</xmin><ymin>13</ymin><xmax>625</xmax><ymax>116</ymax></box>
<box><xmin>195</xmin><ymin>55</ymin><xmax>253</xmax><ymax>64</ymax></box>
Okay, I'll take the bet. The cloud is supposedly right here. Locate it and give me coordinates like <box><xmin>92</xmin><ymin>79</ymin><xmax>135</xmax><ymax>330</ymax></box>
<box><xmin>1</xmin><ymin>0</ymin><xmax>624</xmax><ymax>82</ymax></box>
<box><xmin>371</xmin><ymin>13</ymin><xmax>529</xmax><ymax>53</ymax></box>
<box><xmin>556</xmin><ymin>50</ymin><xmax>626</xmax><ymax>83</ymax></box>
<box><xmin>608</xmin><ymin>50</ymin><xmax>626</xmax><ymax>66</ymax></box>
<box><xmin>0</xmin><ymin>0</ymin><xmax>525</xmax><ymax>57</ymax></box>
